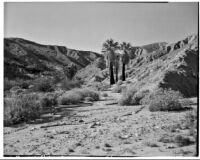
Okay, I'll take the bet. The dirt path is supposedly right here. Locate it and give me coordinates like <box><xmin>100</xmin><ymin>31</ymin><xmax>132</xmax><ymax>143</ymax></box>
<box><xmin>4</xmin><ymin>90</ymin><xmax>197</xmax><ymax>157</ymax></box>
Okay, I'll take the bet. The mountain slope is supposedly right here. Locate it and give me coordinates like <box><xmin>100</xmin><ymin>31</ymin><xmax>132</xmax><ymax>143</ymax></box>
<box><xmin>126</xmin><ymin>34</ymin><xmax>198</xmax><ymax>97</ymax></box>
<box><xmin>4</xmin><ymin>38</ymin><xmax>103</xmax><ymax>80</ymax></box>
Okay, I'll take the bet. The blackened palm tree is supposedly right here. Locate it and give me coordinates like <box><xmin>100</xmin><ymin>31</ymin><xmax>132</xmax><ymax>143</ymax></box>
<box><xmin>114</xmin><ymin>52</ymin><xmax>120</xmax><ymax>82</ymax></box>
<box><xmin>120</xmin><ymin>42</ymin><xmax>131</xmax><ymax>81</ymax></box>
<box><xmin>102</xmin><ymin>39</ymin><xmax>119</xmax><ymax>85</ymax></box>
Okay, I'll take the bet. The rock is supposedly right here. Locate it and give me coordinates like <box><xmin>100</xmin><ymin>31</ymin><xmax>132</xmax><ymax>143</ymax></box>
<box><xmin>119</xmin><ymin>134</ymin><xmax>129</xmax><ymax>139</ymax></box>
<box><xmin>79</xmin><ymin>119</ymin><xmax>84</xmax><ymax>123</ymax></box>
<box><xmin>69</xmin><ymin>149</ymin><xmax>75</xmax><ymax>152</ymax></box>
<box><xmin>40</xmin><ymin>114</ymin><xmax>53</xmax><ymax>119</ymax></box>
<box><xmin>105</xmin><ymin>143</ymin><xmax>112</xmax><ymax>148</ymax></box>
<box><xmin>167</xmin><ymin>145</ymin><xmax>176</xmax><ymax>149</ymax></box>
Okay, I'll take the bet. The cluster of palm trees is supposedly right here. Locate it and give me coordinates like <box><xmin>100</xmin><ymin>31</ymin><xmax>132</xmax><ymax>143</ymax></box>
<box><xmin>102</xmin><ymin>39</ymin><xmax>133</xmax><ymax>85</ymax></box>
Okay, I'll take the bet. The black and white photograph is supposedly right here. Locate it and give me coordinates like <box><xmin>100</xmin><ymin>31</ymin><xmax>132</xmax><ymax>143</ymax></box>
<box><xmin>3</xmin><ymin>1</ymin><xmax>199</xmax><ymax>157</ymax></box>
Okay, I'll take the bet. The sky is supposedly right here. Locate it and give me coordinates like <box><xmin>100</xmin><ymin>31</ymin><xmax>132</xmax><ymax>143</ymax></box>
<box><xmin>4</xmin><ymin>2</ymin><xmax>198</xmax><ymax>53</ymax></box>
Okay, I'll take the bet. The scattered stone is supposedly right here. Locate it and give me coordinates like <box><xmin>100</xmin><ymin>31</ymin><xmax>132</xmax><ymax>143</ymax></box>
<box><xmin>167</xmin><ymin>145</ymin><xmax>176</xmax><ymax>149</ymax></box>
<box><xmin>79</xmin><ymin>119</ymin><xmax>84</xmax><ymax>123</ymax></box>
<box><xmin>69</xmin><ymin>149</ymin><xmax>75</xmax><ymax>152</ymax></box>
<box><xmin>119</xmin><ymin>134</ymin><xmax>129</xmax><ymax>139</ymax></box>
<box><xmin>105</xmin><ymin>143</ymin><xmax>112</xmax><ymax>148</ymax></box>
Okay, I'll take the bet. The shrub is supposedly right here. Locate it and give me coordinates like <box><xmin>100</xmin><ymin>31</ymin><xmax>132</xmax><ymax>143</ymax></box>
<box><xmin>58</xmin><ymin>91</ymin><xmax>82</xmax><ymax>105</ymax></box>
<box><xmin>58</xmin><ymin>88</ymin><xmax>99</xmax><ymax>105</ymax></box>
<box><xmin>117</xmin><ymin>80</ymin><xmax>123</xmax><ymax>85</ymax></box>
<box><xmin>4</xmin><ymin>78</ymin><xmax>18</xmax><ymax>91</ymax></box>
<box><xmin>174</xmin><ymin>135</ymin><xmax>195</xmax><ymax>147</ymax></box>
<box><xmin>102</xmin><ymin>93</ymin><xmax>108</xmax><ymax>97</ymax></box>
<box><xmin>32</xmin><ymin>77</ymin><xmax>54</xmax><ymax>92</ymax></box>
<box><xmin>118</xmin><ymin>86</ymin><xmax>138</xmax><ymax>106</ymax></box>
<box><xmin>184</xmin><ymin>109</ymin><xmax>197</xmax><ymax>137</ymax></box>
<box><xmin>112</xmin><ymin>85</ymin><xmax>125</xmax><ymax>93</ymax></box>
<box><xmin>4</xmin><ymin>94</ymin><xmax>42</xmax><ymax>126</ymax></box>
<box><xmin>76</xmin><ymin>88</ymin><xmax>100</xmax><ymax>101</ymax></box>
<box><xmin>61</xmin><ymin>78</ymin><xmax>81</xmax><ymax>90</ymax></box>
<box><xmin>131</xmin><ymin>89</ymin><xmax>150</xmax><ymax>105</ymax></box>
<box><xmin>40</xmin><ymin>93</ymin><xmax>58</xmax><ymax>108</ymax></box>
<box><xmin>142</xmin><ymin>88</ymin><xmax>184</xmax><ymax>112</ymax></box>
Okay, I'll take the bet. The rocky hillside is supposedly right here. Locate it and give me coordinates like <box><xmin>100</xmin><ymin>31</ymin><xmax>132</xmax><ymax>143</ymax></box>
<box><xmin>126</xmin><ymin>34</ymin><xmax>198</xmax><ymax>97</ymax></box>
<box><xmin>4</xmin><ymin>38</ymin><xmax>103</xmax><ymax>80</ymax></box>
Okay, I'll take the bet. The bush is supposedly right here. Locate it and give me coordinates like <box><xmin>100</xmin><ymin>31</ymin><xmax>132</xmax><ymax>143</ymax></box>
<box><xmin>4</xmin><ymin>78</ymin><xmax>18</xmax><ymax>91</ymax></box>
<box><xmin>32</xmin><ymin>77</ymin><xmax>54</xmax><ymax>92</ymax></box>
<box><xmin>58</xmin><ymin>88</ymin><xmax>99</xmax><ymax>105</ymax></box>
<box><xmin>117</xmin><ymin>80</ymin><xmax>123</xmax><ymax>85</ymax></box>
<box><xmin>118</xmin><ymin>86</ymin><xmax>138</xmax><ymax>106</ymax></box>
<box><xmin>131</xmin><ymin>89</ymin><xmax>150</xmax><ymax>105</ymax></box>
<box><xmin>142</xmin><ymin>88</ymin><xmax>184</xmax><ymax>112</ymax></box>
<box><xmin>102</xmin><ymin>93</ymin><xmax>108</xmax><ymax>97</ymax></box>
<box><xmin>174</xmin><ymin>135</ymin><xmax>195</xmax><ymax>147</ymax></box>
<box><xmin>61</xmin><ymin>78</ymin><xmax>81</xmax><ymax>90</ymax></box>
<box><xmin>40</xmin><ymin>93</ymin><xmax>58</xmax><ymax>108</ymax></box>
<box><xmin>112</xmin><ymin>85</ymin><xmax>125</xmax><ymax>93</ymax></box>
<box><xmin>76</xmin><ymin>88</ymin><xmax>100</xmax><ymax>101</ymax></box>
<box><xmin>58</xmin><ymin>91</ymin><xmax>82</xmax><ymax>105</ymax></box>
<box><xmin>4</xmin><ymin>94</ymin><xmax>42</xmax><ymax>126</ymax></box>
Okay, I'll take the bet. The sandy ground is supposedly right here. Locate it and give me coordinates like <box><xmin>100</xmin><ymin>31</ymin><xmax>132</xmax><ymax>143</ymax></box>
<box><xmin>4</xmin><ymin>90</ymin><xmax>197</xmax><ymax>157</ymax></box>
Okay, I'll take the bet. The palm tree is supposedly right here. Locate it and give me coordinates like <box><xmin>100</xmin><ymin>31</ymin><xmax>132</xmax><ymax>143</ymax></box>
<box><xmin>114</xmin><ymin>52</ymin><xmax>120</xmax><ymax>82</ymax></box>
<box><xmin>102</xmin><ymin>39</ymin><xmax>119</xmax><ymax>85</ymax></box>
<box><xmin>120</xmin><ymin>42</ymin><xmax>131</xmax><ymax>81</ymax></box>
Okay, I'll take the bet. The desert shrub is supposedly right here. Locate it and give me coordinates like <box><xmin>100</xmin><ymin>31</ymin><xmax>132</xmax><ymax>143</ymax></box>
<box><xmin>118</xmin><ymin>86</ymin><xmax>138</xmax><ymax>106</ymax></box>
<box><xmin>58</xmin><ymin>91</ymin><xmax>82</xmax><ymax>105</ymax></box>
<box><xmin>76</xmin><ymin>88</ymin><xmax>100</xmax><ymax>101</ymax></box>
<box><xmin>4</xmin><ymin>78</ymin><xmax>18</xmax><ymax>91</ymax></box>
<box><xmin>141</xmin><ymin>88</ymin><xmax>184</xmax><ymax>112</ymax></box>
<box><xmin>174</xmin><ymin>135</ymin><xmax>195</xmax><ymax>147</ymax></box>
<box><xmin>40</xmin><ymin>93</ymin><xmax>58</xmax><ymax>108</ymax></box>
<box><xmin>184</xmin><ymin>109</ymin><xmax>197</xmax><ymax>137</ymax></box>
<box><xmin>84</xmin><ymin>97</ymin><xmax>94</xmax><ymax>102</ymax></box>
<box><xmin>117</xmin><ymin>80</ymin><xmax>123</xmax><ymax>85</ymax></box>
<box><xmin>18</xmin><ymin>80</ymin><xmax>31</xmax><ymax>89</ymax></box>
<box><xmin>102</xmin><ymin>93</ymin><xmax>108</xmax><ymax>97</ymax></box>
<box><xmin>4</xmin><ymin>94</ymin><xmax>42</xmax><ymax>126</ymax></box>
<box><xmin>61</xmin><ymin>78</ymin><xmax>81</xmax><ymax>90</ymax></box>
<box><xmin>131</xmin><ymin>89</ymin><xmax>150</xmax><ymax>105</ymax></box>
<box><xmin>112</xmin><ymin>85</ymin><xmax>124</xmax><ymax>93</ymax></box>
<box><xmin>158</xmin><ymin>134</ymin><xmax>174</xmax><ymax>143</ymax></box>
<box><xmin>32</xmin><ymin>77</ymin><xmax>54</xmax><ymax>92</ymax></box>
<box><xmin>58</xmin><ymin>88</ymin><xmax>99</xmax><ymax>105</ymax></box>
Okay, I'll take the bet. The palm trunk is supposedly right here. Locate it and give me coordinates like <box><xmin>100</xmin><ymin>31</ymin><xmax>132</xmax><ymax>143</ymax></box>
<box><xmin>122</xmin><ymin>63</ymin><xmax>126</xmax><ymax>81</ymax></box>
<box><xmin>115</xmin><ymin>67</ymin><xmax>118</xmax><ymax>82</ymax></box>
<box><xmin>110</xmin><ymin>62</ymin><xmax>115</xmax><ymax>85</ymax></box>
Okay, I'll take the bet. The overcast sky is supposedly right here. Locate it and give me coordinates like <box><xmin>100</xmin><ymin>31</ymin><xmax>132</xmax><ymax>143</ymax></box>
<box><xmin>4</xmin><ymin>2</ymin><xmax>198</xmax><ymax>53</ymax></box>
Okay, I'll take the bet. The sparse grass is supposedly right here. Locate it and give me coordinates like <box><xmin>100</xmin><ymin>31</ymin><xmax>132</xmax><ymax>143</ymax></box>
<box><xmin>58</xmin><ymin>88</ymin><xmax>99</xmax><ymax>105</ymax></box>
<box><xmin>4</xmin><ymin>93</ymin><xmax>42</xmax><ymax>126</ymax></box>
<box><xmin>142</xmin><ymin>88</ymin><xmax>184</xmax><ymax>112</ymax></box>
